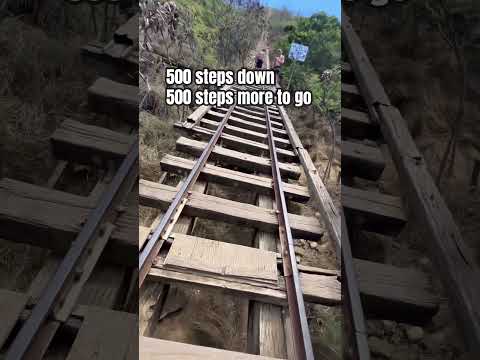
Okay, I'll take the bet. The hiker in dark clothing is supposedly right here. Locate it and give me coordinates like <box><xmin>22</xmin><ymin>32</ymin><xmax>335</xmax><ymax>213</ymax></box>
<box><xmin>255</xmin><ymin>51</ymin><xmax>265</xmax><ymax>69</ymax></box>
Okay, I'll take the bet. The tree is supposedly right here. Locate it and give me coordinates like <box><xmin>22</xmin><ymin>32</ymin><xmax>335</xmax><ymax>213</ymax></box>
<box><xmin>216</xmin><ymin>0</ymin><xmax>265</xmax><ymax>67</ymax></box>
<box><xmin>274</xmin><ymin>12</ymin><xmax>341</xmax><ymax>180</ymax></box>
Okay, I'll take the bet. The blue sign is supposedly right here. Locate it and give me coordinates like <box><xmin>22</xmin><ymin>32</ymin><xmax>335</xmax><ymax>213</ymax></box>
<box><xmin>288</xmin><ymin>43</ymin><xmax>309</xmax><ymax>62</ymax></box>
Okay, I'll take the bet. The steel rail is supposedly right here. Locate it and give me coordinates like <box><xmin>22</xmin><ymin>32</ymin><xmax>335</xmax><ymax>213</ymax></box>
<box><xmin>138</xmin><ymin>104</ymin><xmax>237</xmax><ymax>287</ymax></box>
<box><xmin>264</xmin><ymin>105</ymin><xmax>314</xmax><ymax>360</ymax></box>
<box><xmin>341</xmin><ymin>213</ymin><xmax>370</xmax><ymax>360</ymax></box>
<box><xmin>6</xmin><ymin>139</ymin><xmax>139</xmax><ymax>360</ymax></box>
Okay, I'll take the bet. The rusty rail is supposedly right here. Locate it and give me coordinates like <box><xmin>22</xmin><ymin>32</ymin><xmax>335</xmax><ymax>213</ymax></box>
<box><xmin>265</xmin><ymin>106</ymin><xmax>314</xmax><ymax>360</ymax></box>
<box><xmin>6</xmin><ymin>140</ymin><xmax>139</xmax><ymax>360</ymax></box>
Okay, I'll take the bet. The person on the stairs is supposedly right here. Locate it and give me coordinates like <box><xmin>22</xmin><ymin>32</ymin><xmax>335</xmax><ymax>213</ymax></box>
<box><xmin>273</xmin><ymin>49</ymin><xmax>285</xmax><ymax>83</ymax></box>
<box><xmin>255</xmin><ymin>51</ymin><xmax>265</xmax><ymax>70</ymax></box>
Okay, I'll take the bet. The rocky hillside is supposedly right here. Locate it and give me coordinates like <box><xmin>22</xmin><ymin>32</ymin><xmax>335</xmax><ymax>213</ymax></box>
<box><xmin>345</xmin><ymin>0</ymin><xmax>480</xmax><ymax>263</ymax></box>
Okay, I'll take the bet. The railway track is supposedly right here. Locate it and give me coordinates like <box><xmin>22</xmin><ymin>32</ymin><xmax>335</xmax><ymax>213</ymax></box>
<box><xmin>136</xmin><ymin>17</ymin><xmax>480</xmax><ymax>359</ymax></box>
<box><xmin>0</xmin><ymin>13</ymin><xmax>140</xmax><ymax>359</ymax></box>
<box><xmin>341</xmin><ymin>10</ymin><xmax>480</xmax><ymax>359</ymax></box>
<box><xmin>1</xmin><ymin>7</ymin><xmax>477</xmax><ymax>360</ymax></box>
<box><xmin>137</xmin><ymin>48</ymin><xmax>342</xmax><ymax>359</ymax></box>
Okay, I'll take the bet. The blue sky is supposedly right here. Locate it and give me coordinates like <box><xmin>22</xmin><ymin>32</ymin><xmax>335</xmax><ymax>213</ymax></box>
<box><xmin>261</xmin><ymin>0</ymin><xmax>340</xmax><ymax>18</ymax></box>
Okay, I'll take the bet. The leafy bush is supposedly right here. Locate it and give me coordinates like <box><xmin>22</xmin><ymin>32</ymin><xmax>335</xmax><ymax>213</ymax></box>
<box><xmin>274</xmin><ymin>11</ymin><xmax>341</xmax><ymax>118</ymax></box>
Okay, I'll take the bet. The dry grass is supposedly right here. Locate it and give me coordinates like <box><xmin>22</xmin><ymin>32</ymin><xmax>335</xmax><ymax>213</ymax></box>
<box><xmin>140</xmin><ymin>111</ymin><xmax>178</xmax><ymax>182</ymax></box>
<box><xmin>0</xmin><ymin>16</ymin><xmax>95</xmax><ymax>182</ymax></box>
<box><xmin>0</xmin><ymin>14</ymin><xmax>97</xmax><ymax>290</ymax></box>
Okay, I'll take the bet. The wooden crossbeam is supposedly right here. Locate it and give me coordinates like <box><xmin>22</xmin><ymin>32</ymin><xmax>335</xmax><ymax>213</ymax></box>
<box><xmin>88</xmin><ymin>77</ymin><xmax>138</xmax><ymax>124</ymax></box>
<box><xmin>149</xmin><ymin>264</ymin><xmax>340</xmax><ymax>306</ymax></box>
<box><xmin>198</xmin><ymin>118</ymin><xmax>291</xmax><ymax>149</ymax></box>
<box><xmin>343</xmin><ymin>185</ymin><xmax>407</xmax><ymax>235</ymax></box>
<box><xmin>342</xmin><ymin>140</ymin><xmax>385</xmax><ymax>180</ymax></box>
<box><xmin>140</xmin><ymin>336</ymin><xmax>281</xmax><ymax>360</ymax></box>
<box><xmin>51</xmin><ymin>119</ymin><xmax>134</xmax><ymax>163</ymax></box>
<box><xmin>139</xmin><ymin>180</ymin><xmax>323</xmax><ymax>239</ymax></box>
<box><xmin>146</xmin><ymin>231</ymin><xmax>439</xmax><ymax>315</ymax></box>
<box><xmin>176</xmin><ymin>137</ymin><xmax>301</xmax><ymax>179</ymax></box>
<box><xmin>67</xmin><ymin>307</ymin><xmax>137</xmax><ymax>360</ymax></box>
<box><xmin>160</xmin><ymin>154</ymin><xmax>309</xmax><ymax>202</ymax></box>
<box><xmin>205</xmin><ymin>111</ymin><xmax>287</xmax><ymax>138</ymax></box>
<box><xmin>341</xmin><ymin>108</ymin><xmax>379</xmax><ymax>140</ymax></box>
<box><xmin>0</xmin><ymin>179</ymin><xmax>137</xmax><ymax>265</ymax></box>
<box><xmin>355</xmin><ymin>259</ymin><xmax>439</xmax><ymax>321</ymax></box>
<box><xmin>177</xmin><ymin>123</ymin><xmax>297</xmax><ymax>162</ymax></box>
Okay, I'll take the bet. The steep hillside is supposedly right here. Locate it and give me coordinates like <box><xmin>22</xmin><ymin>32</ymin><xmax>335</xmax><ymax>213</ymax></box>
<box><xmin>344</xmin><ymin>1</ymin><xmax>480</xmax><ymax>263</ymax></box>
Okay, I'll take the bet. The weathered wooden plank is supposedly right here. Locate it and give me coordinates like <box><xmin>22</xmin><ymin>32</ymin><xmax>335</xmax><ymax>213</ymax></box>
<box><xmin>176</xmin><ymin>137</ymin><xmax>301</xmax><ymax>180</ymax></box>
<box><xmin>205</xmin><ymin>111</ymin><xmax>287</xmax><ymax>138</ymax></box>
<box><xmin>199</xmin><ymin>118</ymin><xmax>291</xmax><ymax>149</ymax></box>
<box><xmin>177</xmin><ymin>123</ymin><xmax>297</xmax><ymax>162</ymax></box>
<box><xmin>139</xmin><ymin>180</ymin><xmax>323</xmax><ymax>239</ymax></box>
<box><xmin>164</xmin><ymin>233</ymin><xmax>278</xmax><ymax>283</ymax></box>
<box><xmin>342</xmin><ymin>83</ymin><xmax>366</xmax><ymax>110</ymax></box>
<box><xmin>297</xmin><ymin>263</ymin><xmax>339</xmax><ymax>276</ymax></box>
<box><xmin>235</xmin><ymin>105</ymin><xmax>280</xmax><ymax>118</ymax></box>
<box><xmin>213</xmin><ymin>108</ymin><xmax>284</xmax><ymax>129</ymax></box>
<box><xmin>88</xmin><ymin>77</ymin><xmax>138</xmax><ymax>123</ymax></box>
<box><xmin>184</xmin><ymin>86</ymin><xmax>231</xmax><ymax>126</ymax></box>
<box><xmin>0</xmin><ymin>179</ymin><xmax>137</xmax><ymax>265</ymax></box>
<box><xmin>81</xmin><ymin>41</ymin><xmax>138</xmax><ymax>84</ymax></box>
<box><xmin>66</xmin><ymin>307</ymin><xmax>137</xmax><ymax>360</ymax></box>
<box><xmin>341</xmin><ymin>107</ymin><xmax>379</xmax><ymax>140</ymax></box>
<box><xmin>355</xmin><ymin>259</ymin><xmax>439</xmax><ymax>321</ymax></box>
<box><xmin>278</xmin><ymin>106</ymin><xmax>341</xmax><ymax>251</ymax></box>
<box><xmin>342</xmin><ymin>185</ymin><xmax>407</xmax><ymax>235</ymax></box>
<box><xmin>251</xmin><ymin>194</ymin><xmax>287</xmax><ymax>357</ymax></box>
<box><xmin>113</xmin><ymin>14</ymin><xmax>139</xmax><ymax>45</ymax></box>
<box><xmin>342</xmin><ymin>140</ymin><xmax>385</xmax><ymax>180</ymax></box>
<box><xmin>148</xmin><ymin>264</ymin><xmax>341</xmax><ymax>306</ymax></box>
<box><xmin>101</xmin><ymin>14</ymin><xmax>138</xmax><ymax>63</ymax></box>
<box><xmin>342</xmin><ymin>83</ymin><xmax>361</xmax><ymax>96</ymax></box>
<box><xmin>76</xmin><ymin>266</ymin><xmax>126</xmax><ymax>309</ymax></box>
<box><xmin>238</xmin><ymin>105</ymin><xmax>282</xmax><ymax>119</ymax></box>
<box><xmin>51</xmin><ymin>119</ymin><xmax>134</xmax><ymax>163</ymax></box>
<box><xmin>233</xmin><ymin>106</ymin><xmax>266</xmax><ymax>117</ymax></box>
<box><xmin>160</xmin><ymin>154</ymin><xmax>309</xmax><ymax>202</ymax></box>
<box><xmin>282</xmin><ymin>309</ymin><xmax>295</xmax><ymax>360</ymax></box>
<box><xmin>227</xmin><ymin>114</ymin><xmax>286</xmax><ymax>137</ymax></box>
<box><xmin>140</xmin><ymin>337</ymin><xmax>280</xmax><ymax>360</ymax></box>
<box><xmin>103</xmin><ymin>40</ymin><xmax>133</xmax><ymax>60</ymax></box>
<box><xmin>187</xmin><ymin>105</ymin><xmax>211</xmax><ymax>123</ymax></box>
<box><xmin>0</xmin><ymin>290</ymin><xmax>29</xmax><ymax>349</ymax></box>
